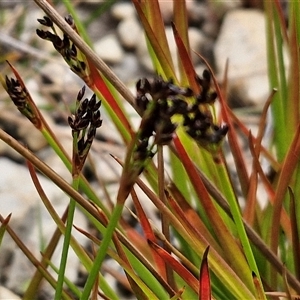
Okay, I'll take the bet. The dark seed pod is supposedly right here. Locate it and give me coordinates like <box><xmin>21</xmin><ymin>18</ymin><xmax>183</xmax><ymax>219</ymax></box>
<box><xmin>36</xmin><ymin>29</ymin><xmax>48</xmax><ymax>39</ymax></box>
<box><xmin>77</xmin><ymin>86</ymin><xmax>86</xmax><ymax>101</ymax></box>
<box><xmin>202</xmin><ymin>69</ymin><xmax>211</xmax><ymax>82</ymax></box>
<box><xmin>52</xmin><ymin>35</ymin><xmax>64</xmax><ymax>50</ymax></box>
<box><xmin>77</xmin><ymin>100</ymin><xmax>89</xmax><ymax>117</ymax></box>
<box><xmin>72</xmin><ymin>65</ymin><xmax>82</xmax><ymax>73</ymax></box>
<box><xmin>62</xmin><ymin>34</ymin><xmax>70</xmax><ymax>49</ymax></box>
<box><xmin>70</xmin><ymin>44</ymin><xmax>77</xmax><ymax>58</ymax></box>
<box><xmin>93</xmin><ymin>118</ymin><xmax>103</xmax><ymax>128</ymax></box>
<box><xmin>87</xmin><ymin>127</ymin><xmax>96</xmax><ymax>141</ymax></box>
<box><xmin>77</xmin><ymin>137</ymin><xmax>85</xmax><ymax>153</ymax></box>
<box><xmin>65</xmin><ymin>15</ymin><xmax>75</xmax><ymax>27</ymax></box>
<box><xmin>93</xmin><ymin>100</ymin><xmax>101</xmax><ymax>111</ymax></box>
<box><xmin>68</xmin><ymin>116</ymin><xmax>75</xmax><ymax>128</ymax></box>
<box><xmin>92</xmin><ymin>110</ymin><xmax>100</xmax><ymax>123</ymax></box>
<box><xmin>80</xmin><ymin>61</ymin><xmax>86</xmax><ymax>71</ymax></box>
<box><xmin>88</xmin><ymin>94</ymin><xmax>96</xmax><ymax>109</ymax></box>
<box><xmin>136</xmin><ymin>78</ymin><xmax>151</xmax><ymax>94</ymax></box>
<box><xmin>37</xmin><ymin>16</ymin><xmax>53</xmax><ymax>27</ymax></box>
<box><xmin>76</xmin><ymin>118</ymin><xmax>90</xmax><ymax>131</ymax></box>
<box><xmin>182</xmin><ymin>87</ymin><xmax>194</xmax><ymax>97</ymax></box>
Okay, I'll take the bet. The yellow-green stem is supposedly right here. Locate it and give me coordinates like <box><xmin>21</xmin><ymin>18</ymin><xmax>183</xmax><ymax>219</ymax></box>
<box><xmin>55</xmin><ymin>176</ymin><xmax>80</xmax><ymax>300</ymax></box>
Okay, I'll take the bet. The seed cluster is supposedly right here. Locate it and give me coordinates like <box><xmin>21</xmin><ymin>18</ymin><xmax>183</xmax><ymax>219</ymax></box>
<box><xmin>68</xmin><ymin>86</ymin><xmax>102</xmax><ymax>171</ymax></box>
<box><xmin>5</xmin><ymin>76</ymin><xmax>40</xmax><ymax>127</ymax></box>
<box><xmin>183</xmin><ymin>70</ymin><xmax>229</xmax><ymax>146</ymax></box>
<box><xmin>5</xmin><ymin>76</ymin><xmax>30</xmax><ymax>111</ymax></box>
<box><xmin>134</xmin><ymin>70</ymin><xmax>228</xmax><ymax>162</ymax></box>
<box><xmin>36</xmin><ymin>16</ymin><xmax>88</xmax><ymax>81</ymax></box>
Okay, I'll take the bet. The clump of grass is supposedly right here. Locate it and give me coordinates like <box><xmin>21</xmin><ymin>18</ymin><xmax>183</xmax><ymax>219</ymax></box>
<box><xmin>1</xmin><ymin>0</ymin><xmax>300</xmax><ymax>299</ymax></box>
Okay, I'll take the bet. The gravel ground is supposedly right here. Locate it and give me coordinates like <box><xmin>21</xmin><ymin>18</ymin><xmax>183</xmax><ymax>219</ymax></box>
<box><xmin>0</xmin><ymin>1</ymin><xmax>271</xmax><ymax>299</ymax></box>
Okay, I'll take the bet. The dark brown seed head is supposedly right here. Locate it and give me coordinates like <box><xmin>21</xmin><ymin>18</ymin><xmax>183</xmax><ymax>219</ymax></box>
<box><xmin>77</xmin><ymin>86</ymin><xmax>86</xmax><ymax>101</ymax></box>
<box><xmin>88</xmin><ymin>94</ymin><xmax>96</xmax><ymax>109</ymax></box>
<box><xmin>65</xmin><ymin>15</ymin><xmax>75</xmax><ymax>28</ymax></box>
<box><xmin>36</xmin><ymin>29</ymin><xmax>48</xmax><ymax>39</ymax></box>
<box><xmin>37</xmin><ymin>16</ymin><xmax>53</xmax><ymax>27</ymax></box>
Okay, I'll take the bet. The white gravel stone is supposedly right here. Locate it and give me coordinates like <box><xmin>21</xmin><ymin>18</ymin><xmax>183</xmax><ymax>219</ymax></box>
<box><xmin>111</xmin><ymin>2</ymin><xmax>136</xmax><ymax>21</ymax></box>
<box><xmin>94</xmin><ymin>34</ymin><xmax>124</xmax><ymax>64</ymax></box>
<box><xmin>117</xmin><ymin>17</ymin><xmax>142</xmax><ymax>50</ymax></box>
<box><xmin>0</xmin><ymin>158</ymin><xmax>88</xmax><ymax>296</ymax></box>
<box><xmin>214</xmin><ymin>9</ymin><xmax>269</xmax><ymax>106</ymax></box>
<box><xmin>0</xmin><ymin>286</ymin><xmax>21</xmax><ymax>300</ymax></box>
<box><xmin>113</xmin><ymin>53</ymin><xmax>142</xmax><ymax>84</ymax></box>
<box><xmin>20</xmin><ymin>8</ymin><xmax>44</xmax><ymax>43</ymax></box>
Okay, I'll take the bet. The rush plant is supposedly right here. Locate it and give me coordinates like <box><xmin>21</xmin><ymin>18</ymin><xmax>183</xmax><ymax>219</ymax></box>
<box><xmin>1</xmin><ymin>0</ymin><xmax>300</xmax><ymax>299</ymax></box>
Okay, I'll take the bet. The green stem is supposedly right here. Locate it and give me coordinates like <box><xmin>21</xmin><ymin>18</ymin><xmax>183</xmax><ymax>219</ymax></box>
<box><xmin>81</xmin><ymin>202</ymin><xmax>124</xmax><ymax>299</ymax></box>
<box><xmin>55</xmin><ymin>177</ymin><xmax>79</xmax><ymax>300</ymax></box>
<box><xmin>216</xmin><ymin>158</ymin><xmax>265</xmax><ymax>297</ymax></box>
<box><xmin>41</xmin><ymin>128</ymin><xmax>109</xmax><ymax>215</ymax></box>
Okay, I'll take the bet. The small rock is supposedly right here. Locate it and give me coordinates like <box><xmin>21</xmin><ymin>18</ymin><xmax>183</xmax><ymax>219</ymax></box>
<box><xmin>113</xmin><ymin>53</ymin><xmax>143</xmax><ymax>84</ymax></box>
<box><xmin>117</xmin><ymin>17</ymin><xmax>142</xmax><ymax>50</ymax></box>
<box><xmin>17</xmin><ymin>118</ymin><xmax>48</xmax><ymax>151</ymax></box>
<box><xmin>0</xmin><ymin>158</ymin><xmax>88</xmax><ymax>296</ymax></box>
<box><xmin>188</xmin><ymin>27</ymin><xmax>206</xmax><ymax>63</ymax></box>
<box><xmin>111</xmin><ymin>2</ymin><xmax>136</xmax><ymax>21</ymax></box>
<box><xmin>214</xmin><ymin>9</ymin><xmax>269</xmax><ymax>106</ymax></box>
<box><xmin>39</xmin><ymin>61</ymin><xmax>83</xmax><ymax>102</ymax></box>
<box><xmin>39</xmin><ymin>124</ymin><xmax>73</xmax><ymax>181</ymax></box>
<box><xmin>0</xmin><ymin>286</ymin><xmax>21</xmax><ymax>300</ymax></box>
<box><xmin>20</xmin><ymin>8</ymin><xmax>44</xmax><ymax>43</ymax></box>
<box><xmin>94</xmin><ymin>34</ymin><xmax>124</xmax><ymax>64</ymax></box>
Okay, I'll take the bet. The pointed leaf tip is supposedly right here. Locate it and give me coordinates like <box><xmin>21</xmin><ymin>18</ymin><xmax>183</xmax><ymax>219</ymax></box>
<box><xmin>199</xmin><ymin>246</ymin><xmax>211</xmax><ymax>300</ymax></box>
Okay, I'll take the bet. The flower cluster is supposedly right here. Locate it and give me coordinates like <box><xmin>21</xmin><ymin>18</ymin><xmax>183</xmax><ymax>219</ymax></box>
<box><xmin>5</xmin><ymin>76</ymin><xmax>41</xmax><ymax>128</ymax></box>
<box><xmin>36</xmin><ymin>16</ymin><xmax>89</xmax><ymax>83</ymax></box>
<box><xmin>68</xmin><ymin>86</ymin><xmax>102</xmax><ymax>174</ymax></box>
<box><xmin>136</xmin><ymin>77</ymin><xmax>192</xmax><ymax>145</ymax></box>
<box><xmin>183</xmin><ymin>70</ymin><xmax>229</xmax><ymax>147</ymax></box>
<box><xmin>134</xmin><ymin>70</ymin><xmax>228</xmax><ymax>162</ymax></box>
<box><xmin>134</xmin><ymin>77</ymin><xmax>192</xmax><ymax>167</ymax></box>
